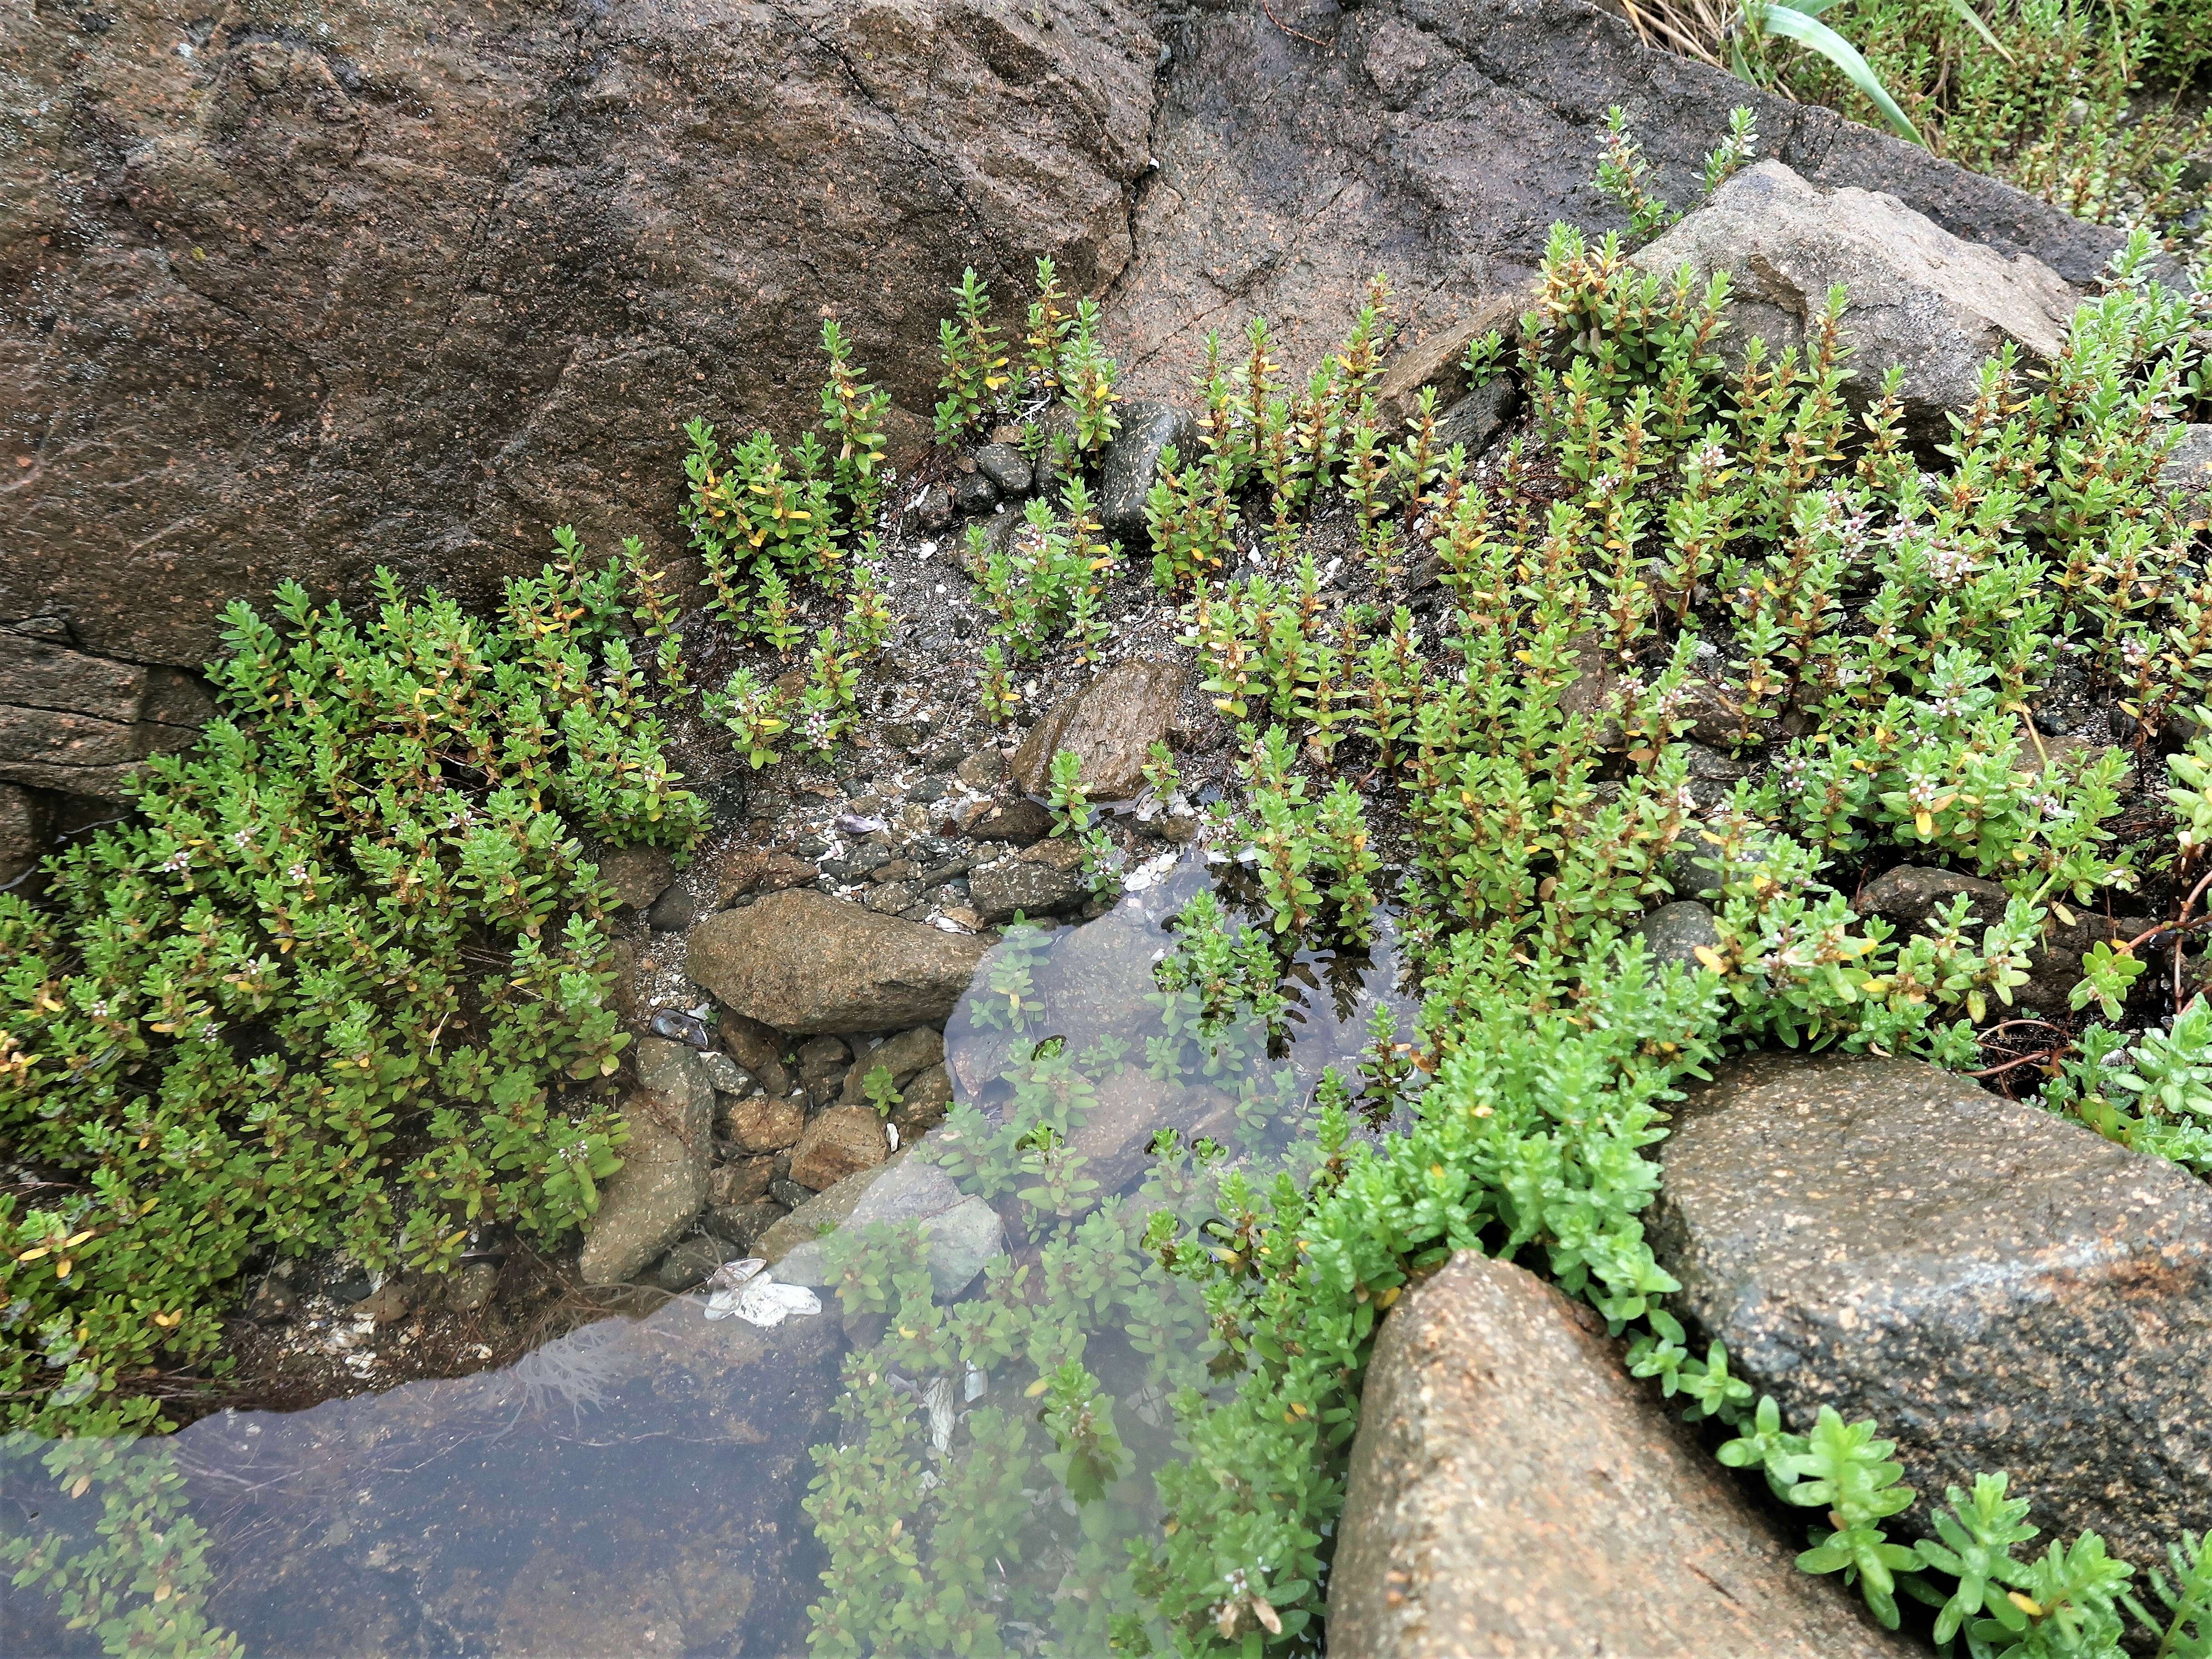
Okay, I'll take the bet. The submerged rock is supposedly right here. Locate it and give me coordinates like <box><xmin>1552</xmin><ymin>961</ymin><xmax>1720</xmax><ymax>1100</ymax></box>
<box><xmin>579</xmin><ymin>1039</ymin><xmax>715</xmax><ymax>1286</ymax></box>
<box><xmin>774</xmin><ymin>1156</ymin><xmax>1005</xmax><ymax>1299</ymax></box>
<box><xmin>1631</xmin><ymin>162</ymin><xmax>2080</xmax><ymax>434</ymax></box>
<box><xmin>1650</xmin><ymin>1052</ymin><xmax>2212</xmax><ymax>1563</ymax></box>
<box><xmin>689</xmin><ymin>890</ymin><xmax>989</xmax><ymax>1034</ymax></box>
<box><xmin>1332</xmin><ymin>1251</ymin><xmax>1911</xmax><ymax>1658</ymax></box>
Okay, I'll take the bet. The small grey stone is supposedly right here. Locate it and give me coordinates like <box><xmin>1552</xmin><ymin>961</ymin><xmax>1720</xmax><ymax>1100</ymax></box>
<box><xmin>865</xmin><ymin>880</ymin><xmax>919</xmax><ymax>914</ymax></box>
<box><xmin>972</xmin><ymin>442</ymin><xmax>1032</xmax><ymax>495</ymax></box>
<box><xmin>1432</xmin><ymin>377</ymin><xmax>1519</xmax><ymax>458</ymax></box>
<box><xmin>1096</xmin><ymin>401</ymin><xmax>1196</xmax><ymax>538</ymax></box>
<box><xmin>1632</xmin><ymin>900</ymin><xmax>1719</xmax><ymax>970</ymax></box>
<box><xmin>770</xmin><ymin>1177</ymin><xmax>816</xmax><ymax>1210</ymax></box>
<box><xmin>916</xmin><ymin>482</ymin><xmax>955</xmax><ymax>531</ymax></box>
<box><xmin>699</xmin><ymin>1051</ymin><xmax>752</xmax><ymax>1096</ymax></box>
<box><xmin>909</xmin><ymin>774</ymin><xmax>951</xmax><ymax>804</ymax></box>
<box><xmin>647</xmin><ymin>883</ymin><xmax>701</xmax><ymax>932</ymax></box>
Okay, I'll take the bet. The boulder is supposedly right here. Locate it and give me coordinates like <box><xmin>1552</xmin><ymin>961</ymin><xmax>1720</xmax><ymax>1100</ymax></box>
<box><xmin>1855</xmin><ymin>865</ymin><xmax>2157</xmax><ymax>1011</ymax></box>
<box><xmin>786</xmin><ymin>1105</ymin><xmax>890</xmax><ymax>1192</ymax></box>
<box><xmin>7</xmin><ymin>0</ymin><xmax>1157</xmax><ymax>682</ymax></box>
<box><xmin>1630</xmin><ymin>162</ymin><xmax>2080</xmax><ymax>433</ymax></box>
<box><xmin>1331</xmin><ymin>1251</ymin><xmax>1911</xmax><ymax>1659</ymax></box>
<box><xmin>578</xmin><ymin>1038</ymin><xmax>715</xmax><ymax>1286</ymax></box>
<box><xmin>774</xmin><ymin>1156</ymin><xmax>1005</xmax><ymax>1299</ymax></box>
<box><xmin>689</xmin><ymin>889</ymin><xmax>988</xmax><ymax>1034</ymax></box>
<box><xmin>1112</xmin><ymin>0</ymin><xmax>2121</xmax><ymax>406</ymax></box>
<box><xmin>969</xmin><ymin>839</ymin><xmax>1091</xmax><ymax>924</ymax></box>
<box><xmin>1011</xmin><ymin>659</ymin><xmax>1186</xmax><ymax>802</ymax></box>
<box><xmin>1096</xmin><ymin>402</ymin><xmax>1197</xmax><ymax>538</ymax></box>
<box><xmin>1650</xmin><ymin>1052</ymin><xmax>2212</xmax><ymax>1563</ymax></box>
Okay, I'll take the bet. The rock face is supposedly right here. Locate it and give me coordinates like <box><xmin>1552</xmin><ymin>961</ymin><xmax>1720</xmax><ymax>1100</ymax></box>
<box><xmin>1650</xmin><ymin>1052</ymin><xmax>2212</xmax><ymax>1563</ymax></box>
<box><xmin>688</xmin><ymin>890</ymin><xmax>988</xmax><ymax>1034</ymax></box>
<box><xmin>1110</xmin><ymin>0</ymin><xmax>2122</xmax><ymax>403</ymax></box>
<box><xmin>1011</xmin><ymin>659</ymin><xmax>1186</xmax><ymax>802</ymax></box>
<box><xmin>5</xmin><ymin>0</ymin><xmax>1156</xmax><ymax>686</ymax></box>
<box><xmin>0</xmin><ymin>630</ymin><xmax>215</xmax><ymax>803</ymax></box>
<box><xmin>1631</xmin><ymin>162</ymin><xmax>2081</xmax><ymax>432</ymax></box>
<box><xmin>1332</xmin><ymin>1251</ymin><xmax>1910</xmax><ymax>1659</ymax></box>
<box><xmin>579</xmin><ymin>1038</ymin><xmax>715</xmax><ymax>1286</ymax></box>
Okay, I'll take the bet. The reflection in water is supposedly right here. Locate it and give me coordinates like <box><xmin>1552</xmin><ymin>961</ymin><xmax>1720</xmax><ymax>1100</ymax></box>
<box><xmin>2</xmin><ymin>856</ymin><xmax>1409</xmax><ymax>1657</ymax></box>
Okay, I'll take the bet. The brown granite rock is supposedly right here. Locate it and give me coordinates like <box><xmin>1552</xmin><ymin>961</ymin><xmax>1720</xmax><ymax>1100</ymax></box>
<box><xmin>1010</xmin><ymin>659</ymin><xmax>1186</xmax><ymax>802</ymax></box>
<box><xmin>1650</xmin><ymin>1051</ymin><xmax>2212</xmax><ymax>1563</ymax></box>
<box><xmin>689</xmin><ymin>890</ymin><xmax>988</xmax><ymax>1034</ymax></box>
<box><xmin>1332</xmin><ymin>1251</ymin><xmax>1911</xmax><ymax>1659</ymax></box>
<box><xmin>721</xmin><ymin>1094</ymin><xmax>805</xmax><ymax>1156</ymax></box>
<box><xmin>969</xmin><ymin>839</ymin><xmax>1091</xmax><ymax>923</ymax></box>
<box><xmin>786</xmin><ymin>1105</ymin><xmax>889</xmax><ymax>1192</ymax></box>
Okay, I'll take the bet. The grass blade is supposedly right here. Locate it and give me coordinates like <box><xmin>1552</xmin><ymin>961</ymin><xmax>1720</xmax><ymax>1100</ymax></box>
<box><xmin>1745</xmin><ymin>1</ymin><xmax>1925</xmax><ymax>146</ymax></box>
<box><xmin>1938</xmin><ymin>0</ymin><xmax>2016</xmax><ymax>62</ymax></box>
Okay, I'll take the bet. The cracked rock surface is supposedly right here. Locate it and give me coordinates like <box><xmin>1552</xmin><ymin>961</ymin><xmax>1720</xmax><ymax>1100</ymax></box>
<box><xmin>4</xmin><ymin>0</ymin><xmax>1157</xmax><ymax>674</ymax></box>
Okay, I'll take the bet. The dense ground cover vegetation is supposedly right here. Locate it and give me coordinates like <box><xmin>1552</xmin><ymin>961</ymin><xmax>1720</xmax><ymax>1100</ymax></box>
<box><xmin>12</xmin><ymin>85</ymin><xmax>2212</xmax><ymax>1659</ymax></box>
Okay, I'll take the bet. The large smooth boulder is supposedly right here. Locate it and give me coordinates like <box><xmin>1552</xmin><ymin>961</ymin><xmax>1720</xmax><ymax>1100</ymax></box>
<box><xmin>1631</xmin><ymin>161</ymin><xmax>2079</xmax><ymax>432</ymax></box>
<box><xmin>578</xmin><ymin>1038</ymin><xmax>715</xmax><ymax>1286</ymax></box>
<box><xmin>689</xmin><ymin>889</ymin><xmax>989</xmax><ymax>1034</ymax></box>
<box><xmin>1010</xmin><ymin>658</ymin><xmax>1186</xmax><ymax>802</ymax></box>
<box><xmin>1332</xmin><ymin>1252</ymin><xmax>1911</xmax><ymax>1658</ymax></box>
<box><xmin>5</xmin><ymin>0</ymin><xmax>1156</xmax><ymax>689</ymax></box>
<box><xmin>1651</xmin><ymin>1052</ymin><xmax>2212</xmax><ymax>1563</ymax></box>
<box><xmin>1110</xmin><ymin>0</ymin><xmax>2123</xmax><ymax>402</ymax></box>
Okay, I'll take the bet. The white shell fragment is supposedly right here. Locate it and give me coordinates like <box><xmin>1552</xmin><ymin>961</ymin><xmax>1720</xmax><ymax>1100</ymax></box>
<box><xmin>700</xmin><ymin>1258</ymin><xmax>821</xmax><ymax>1327</ymax></box>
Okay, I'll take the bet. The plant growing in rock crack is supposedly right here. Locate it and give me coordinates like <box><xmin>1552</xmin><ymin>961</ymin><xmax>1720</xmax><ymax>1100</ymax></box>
<box><xmin>679</xmin><ymin>318</ymin><xmax>901</xmax><ymax>767</ymax></box>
